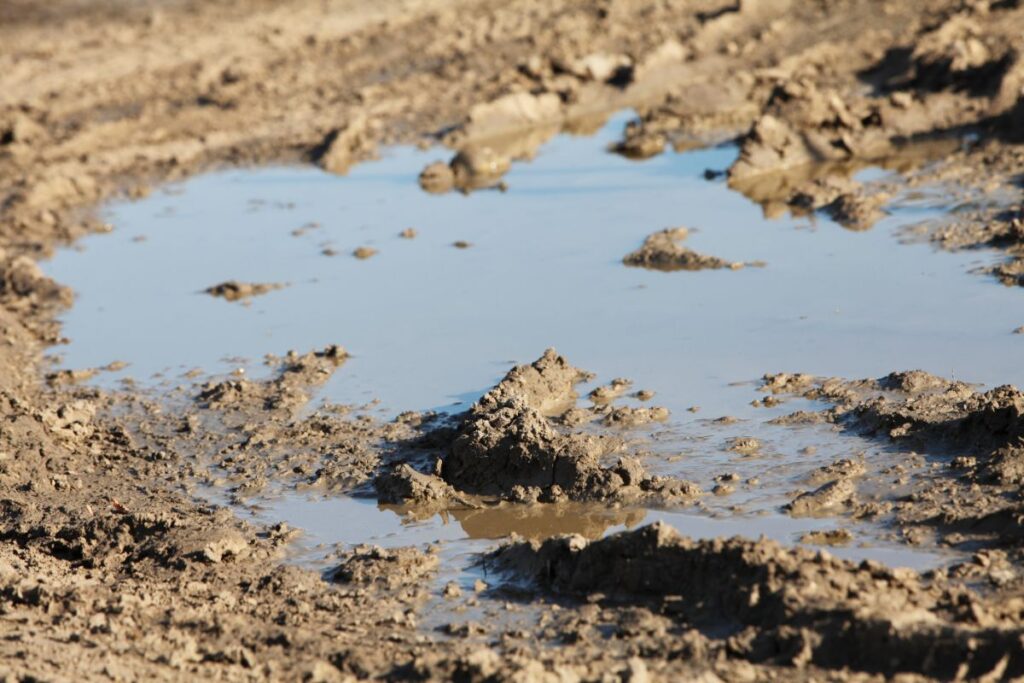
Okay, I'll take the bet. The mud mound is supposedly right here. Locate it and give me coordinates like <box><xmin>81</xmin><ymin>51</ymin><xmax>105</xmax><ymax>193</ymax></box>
<box><xmin>375</xmin><ymin>350</ymin><xmax>701</xmax><ymax>507</ymax></box>
<box><xmin>441</xmin><ymin>351</ymin><xmax>700</xmax><ymax>504</ymax></box>
<box><xmin>0</xmin><ymin>251</ymin><xmax>73</xmax><ymax>316</ymax></box>
<box><xmin>490</xmin><ymin>522</ymin><xmax>1023</xmax><ymax>678</ymax></box>
<box><xmin>622</xmin><ymin>227</ymin><xmax>741</xmax><ymax>272</ymax></box>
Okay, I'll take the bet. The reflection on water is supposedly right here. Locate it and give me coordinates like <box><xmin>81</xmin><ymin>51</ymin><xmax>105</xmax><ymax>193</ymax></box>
<box><xmin>449</xmin><ymin>502</ymin><xmax>644</xmax><ymax>540</ymax></box>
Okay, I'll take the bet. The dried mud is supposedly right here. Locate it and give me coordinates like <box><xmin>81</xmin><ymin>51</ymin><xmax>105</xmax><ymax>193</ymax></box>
<box><xmin>5</xmin><ymin>0</ymin><xmax>1024</xmax><ymax>679</ymax></box>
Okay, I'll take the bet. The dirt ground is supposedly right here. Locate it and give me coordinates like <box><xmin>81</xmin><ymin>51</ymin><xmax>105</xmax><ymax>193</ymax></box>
<box><xmin>4</xmin><ymin>0</ymin><xmax>1024</xmax><ymax>679</ymax></box>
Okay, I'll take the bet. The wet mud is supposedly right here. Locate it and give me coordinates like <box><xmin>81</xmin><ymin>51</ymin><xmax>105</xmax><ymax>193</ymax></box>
<box><xmin>6</xmin><ymin>0</ymin><xmax>1024</xmax><ymax>679</ymax></box>
<box><xmin>377</xmin><ymin>350</ymin><xmax>702</xmax><ymax>507</ymax></box>
<box><xmin>204</xmin><ymin>280</ymin><xmax>285</xmax><ymax>302</ymax></box>
<box><xmin>622</xmin><ymin>227</ymin><xmax>744</xmax><ymax>272</ymax></box>
<box><xmin>491</xmin><ymin>522</ymin><xmax>1023</xmax><ymax>679</ymax></box>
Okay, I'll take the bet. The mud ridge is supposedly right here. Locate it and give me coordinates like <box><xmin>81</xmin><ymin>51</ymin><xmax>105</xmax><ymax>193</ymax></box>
<box><xmin>490</xmin><ymin>522</ymin><xmax>1024</xmax><ymax>679</ymax></box>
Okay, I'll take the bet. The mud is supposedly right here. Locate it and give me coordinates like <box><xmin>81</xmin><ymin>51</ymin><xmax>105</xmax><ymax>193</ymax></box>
<box><xmin>623</xmin><ymin>227</ymin><xmax>743</xmax><ymax>272</ymax></box>
<box><xmin>6</xmin><ymin>0</ymin><xmax>1024</xmax><ymax>679</ymax></box>
<box><xmin>761</xmin><ymin>369</ymin><xmax>1024</xmax><ymax>569</ymax></box>
<box><xmin>377</xmin><ymin>350</ymin><xmax>702</xmax><ymax>507</ymax></box>
<box><xmin>204</xmin><ymin>280</ymin><xmax>284</xmax><ymax>302</ymax></box>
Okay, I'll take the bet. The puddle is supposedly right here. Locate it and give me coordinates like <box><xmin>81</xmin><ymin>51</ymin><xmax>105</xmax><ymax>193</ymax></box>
<box><xmin>43</xmin><ymin>112</ymin><xmax>1023</xmax><ymax>578</ymax></box>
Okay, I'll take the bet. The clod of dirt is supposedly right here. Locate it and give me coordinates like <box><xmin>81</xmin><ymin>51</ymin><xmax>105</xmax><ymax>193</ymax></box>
<box><xmin>353</xmin><ymin>246</ymin><xmax>378</xmax><ymax>259</ymax></box>
<box><xmin>382</xmin><ymin>350</ymin><xmax>700</xmax><ymax>506</ymax></box>
<box><xmin>451</xmin><ymin>147</ymin><xmax>511</xmax><ymax>184</ymax></box>
<box><xmin>787</xmin><ymin>478</ymin><xmax>856</xmax><ymax>517</ymax></box>
<box><xmin>376</xmin><ymin>464</ymin><xmax>457</xmax><ymax>506</ymax></box>
<box><xmin>203</xmin><ymin>280</ymin><xmax>284</xmax><ymax>302</ymax></box>
<box><xmin>197</xmin><ymin>345</ymin><xmax>347</xmax><ymax>412</ymax></box>
<box><xmin>807</xmin><ymin>458</ymin><xmax>866</xmax><ymax>485</ymax></box>
<box><xmin>623</xmin><ymin>227</ymin><xmax>743</xmax><ymax>272</ymax></box>
<box><xmin>600</xmin><ymin>405</ymin><xmax>669</xmax><ymax>428</ymax></box>
<box><xmin>761</xmin><ymin>372</ymin><xmax>816</xmax><ymax>394</ymax></box>
<box><xmin>0</xmin><ymin>252</ymin><xmax>73</xmax><ymax>308</ymax></box>
<box><xmin>418</xmin><ymin>161</ymin><xmax>456</xmax><ymax>193</ymax></box>
<box><xmin>419</xmin><ymin>146</ymin><xmax>515</xmax><ymax>194</ymax></box>
<box><xmin>613</xmin><ymin>132</ymin><xmax>667</xmax><ymax>159</ymax></box>
<box><xmin>316</xmin><ymin>115</ymin><xmax>377</xmax><ymax>175</ymax></box>
<box><xmin>329</xmin><ymin>544</ymin><xmax>437</xmax><ymax>591</ymax></box>
<box><xmin>727</xmin><ymin>437</ymin><xmax>761</xmax><ymax>455</ymax></box>
<box><xmin>800</xmin><ymin>529</ymin><xmax>854</xmax><ymax>546</ymax></box>
<box><xmin>589</xmin><ymin>378</ymin><xmax>632</xmax><ymax>404</ymax></box>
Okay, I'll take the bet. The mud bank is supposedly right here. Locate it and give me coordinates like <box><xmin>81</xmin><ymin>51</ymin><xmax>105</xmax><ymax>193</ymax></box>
<box><xmin>491</xmin><ymin>522</ymin><xmax>1022</xmax><ymax>679</ymax></box>
<box><xmin>377</xmin><ymin>350</ymin><xmax>702</xmax><ymax>507</ymax></box>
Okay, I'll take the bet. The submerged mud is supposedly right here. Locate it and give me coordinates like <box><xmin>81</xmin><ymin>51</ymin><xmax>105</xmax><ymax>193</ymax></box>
<box><xmin>491</xmin><ymin>522</ymin><xmax>1023</xmax><ymax>679</ymax></box>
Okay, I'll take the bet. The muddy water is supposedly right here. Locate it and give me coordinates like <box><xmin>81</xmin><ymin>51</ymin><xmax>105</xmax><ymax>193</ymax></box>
<box><xmin>44</xmin><ymin>114</ymin><xmax>1022</xmax><ymax>574</ymax></box>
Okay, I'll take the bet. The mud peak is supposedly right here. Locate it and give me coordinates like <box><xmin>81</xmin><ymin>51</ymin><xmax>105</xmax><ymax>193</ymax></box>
<box><xmin>474</xmin><ymin>347</ymin><xmax>593</xmax><ymax>417</ymax></box>
<box><xmin>377</xmin><ymin>350</ymin><xmax>700</xmax><ymax>507</ymax></box>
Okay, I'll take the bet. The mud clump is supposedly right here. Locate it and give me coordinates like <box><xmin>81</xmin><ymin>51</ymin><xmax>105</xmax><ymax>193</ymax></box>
<box><xmin>440</xmin><ymin>351</ymin><xmax>698</xmax><ymax>504</ymax></box>
<box><xmin>589</xmin><ymin>378</ymin><xmax>632</xmax><ymax>404</ymax></box>
<box><xmin>316</xmin><ymin>115</ymin><xmax>377</xmax><ymax>175</ymax></box>
<box><xmin>197</xmin><ymin>345</ymin><xmax>348</xmax><ymax>413</ymax></box>
<box><xmin>0</xmin><ymin>251</ymin><xmax>73</xmax><ymax>311</ymax></box>
<box><xmin>330</xmin><ymin>544</ymin><xmax>437</xmax><ymax>591</ymax></box>
<box><xmin>203</xmin><ymin>280</ymin><xmax>284</xmax><ymax>302</ymax></box>
<box><xmin>600</xmin><ymin>405</ymin><xmax>669</xmax><ymax>428</ymax></box>
<box><xmin>378</xmin><ymin>350</ymin><xmax>701</xmax><ymax>507</ymax></box>
<box><xmin>769</xmin><ymin>370</ymin><xmax>1024</xmax><ymax>549</ymax></box>
<box><xmin>787</xmin><ymin>478</ymin><xmax>856</xmax><ymax>517</ymax></box>
<box><xmin>490</xmin><ymin>522</ymin><xmax>1024</xmax><ymax>678</ymax></box>
<box><xmin>800</xmin><ymin>529</ymin><xmax>854</xmax><ymax>546</ymax></box>
<box><xmin>623</xmin><ymin>227</ymin><xmax>745</xmax><ymax>272</ymax></box>
<box><xmin>419</xmin><ymin>147</ymin><xmax>513</xmax><ymax>194</ymax></box>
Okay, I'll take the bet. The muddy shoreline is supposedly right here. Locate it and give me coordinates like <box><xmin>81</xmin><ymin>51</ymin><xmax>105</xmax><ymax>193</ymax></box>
<box><xmin>4</xmin><ymin>0</ymin><xmax>1024</xmax><ymax>679</ymax></box>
